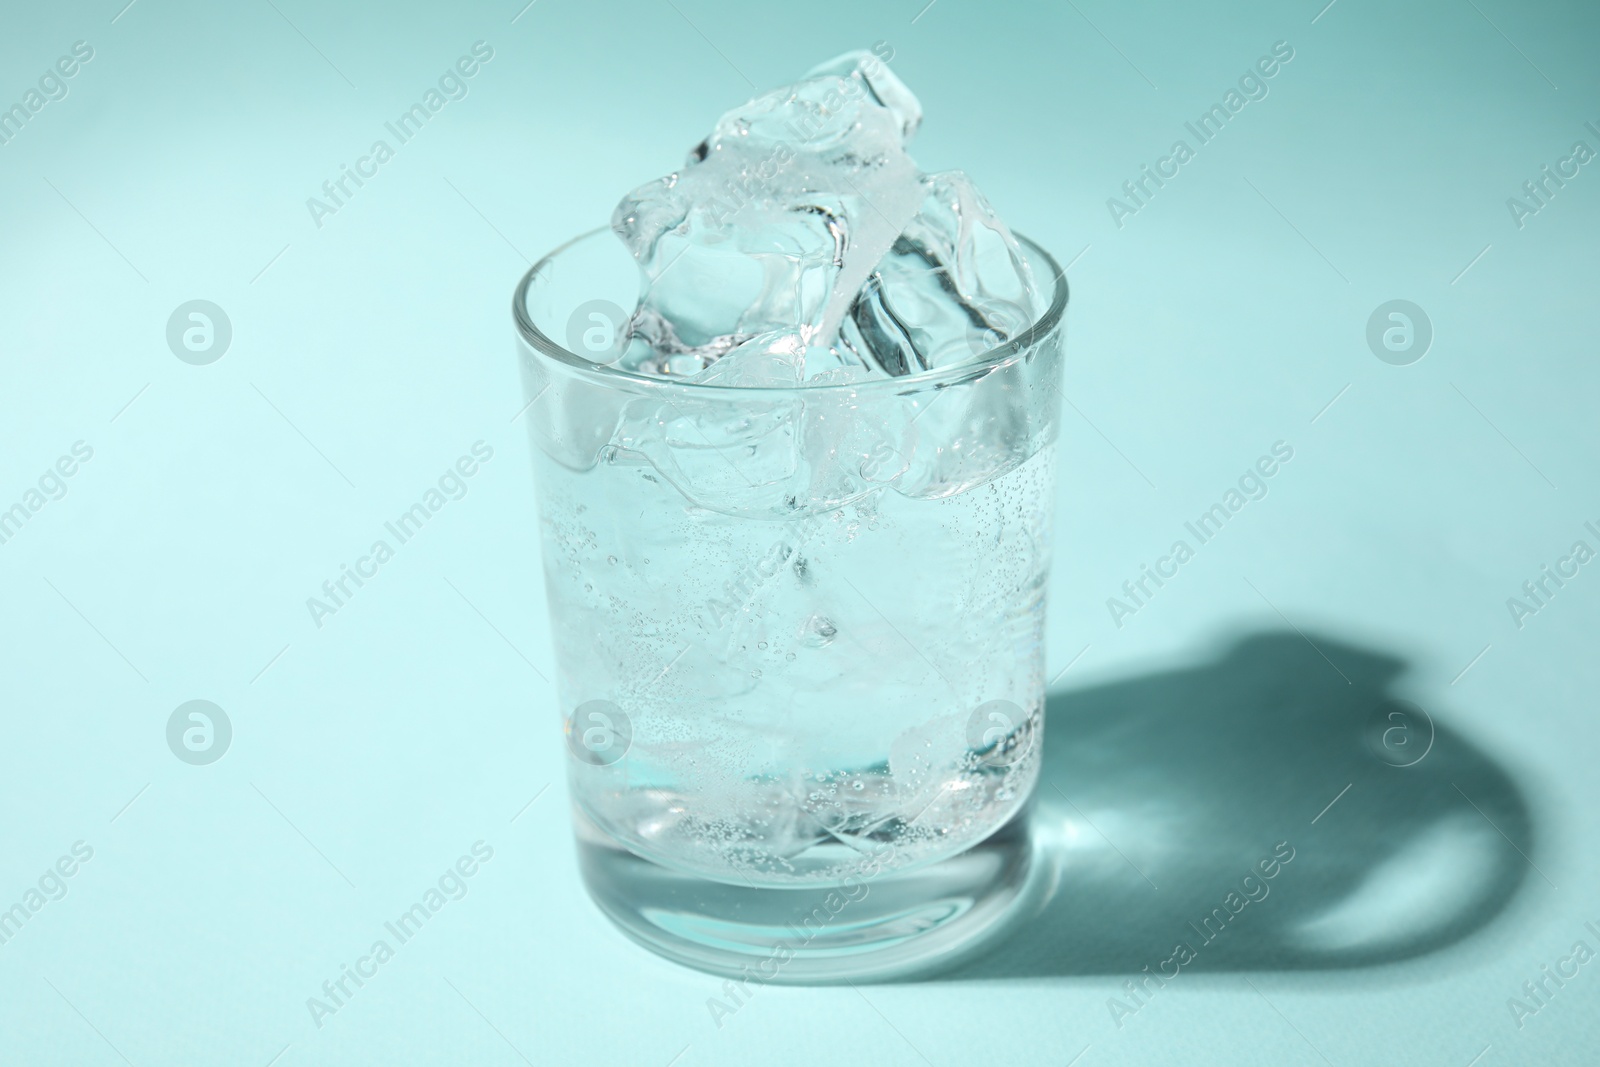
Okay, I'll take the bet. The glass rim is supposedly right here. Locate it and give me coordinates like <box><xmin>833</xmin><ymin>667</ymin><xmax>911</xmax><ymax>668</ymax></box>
<box><xmin>512</xmin><ymin>227</ymin><xmax>1068</xmax><ymax>396</ymax></box>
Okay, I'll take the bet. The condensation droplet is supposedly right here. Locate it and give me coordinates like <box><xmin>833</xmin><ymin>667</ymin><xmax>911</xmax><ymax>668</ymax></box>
<box><xmin>801</xmin><ymin>613</ymin><xmax>838</xmax><ymax>648</ymax></box>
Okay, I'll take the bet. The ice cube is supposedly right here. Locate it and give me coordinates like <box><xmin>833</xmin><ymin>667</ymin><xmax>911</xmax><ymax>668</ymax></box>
<box><xmin>689</xmin><ymin>330</ymin><xmax>804</xmax><ymax>388</ymax></box>
<box><xmin>799</xmin><ymin>50</ymin><xmax>922</xmax><ymax>143</ymax></box>
<box><xmin>612</xmin><ymin>50</ymin><xmax>926</xmax><ymax>378</ymax></box>
<box><xmin>842</xmin><ymin>171</ymin><xmax>1041</xmax><ymax>375</ymax></box>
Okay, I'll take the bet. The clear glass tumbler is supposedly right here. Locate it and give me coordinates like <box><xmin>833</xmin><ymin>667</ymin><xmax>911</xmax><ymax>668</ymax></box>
<box><xmin>513</xmin><ymin>228</ymin><xmax>1067</xmax><ymax>982</ymax></box>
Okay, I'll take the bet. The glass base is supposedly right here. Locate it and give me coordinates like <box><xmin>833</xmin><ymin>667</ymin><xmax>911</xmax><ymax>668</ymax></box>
<box><xmin>574</xmin><ymin>803</ymin><xmax>1041</xmax><ymax>984</ymax></box>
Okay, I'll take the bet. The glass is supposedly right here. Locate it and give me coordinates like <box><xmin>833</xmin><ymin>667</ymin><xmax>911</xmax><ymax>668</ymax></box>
<box><xmin>513</xmin><ymin>228</ymin><xmax>1067</xmax><ymax>982</ymax></box>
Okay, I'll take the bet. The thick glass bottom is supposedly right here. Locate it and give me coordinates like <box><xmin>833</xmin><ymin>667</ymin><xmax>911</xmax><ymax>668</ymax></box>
<box><xmin>573</xmin><ymin>802</ymin><xmax>1041</xmax><ymax>984</ymax></box>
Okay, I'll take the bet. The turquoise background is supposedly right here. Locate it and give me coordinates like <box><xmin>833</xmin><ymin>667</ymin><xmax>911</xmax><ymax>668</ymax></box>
<box><xmin>2</xmin><ymin>0</ymin><xmax>1598</xmax><ymax>1063</ymax></box>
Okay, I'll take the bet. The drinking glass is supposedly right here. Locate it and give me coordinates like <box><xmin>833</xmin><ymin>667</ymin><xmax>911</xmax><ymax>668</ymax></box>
<box><xmin>513</xmin><ymin>228</ymin><xmax>1067</xmax><ymax>981</ymax></box>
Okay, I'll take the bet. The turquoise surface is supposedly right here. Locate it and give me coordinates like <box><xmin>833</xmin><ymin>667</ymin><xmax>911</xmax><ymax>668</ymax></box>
<box><xmin>2</xmin><ymin>0</ymin><xmax>1597</xmax><ymax>1063</ymax></box>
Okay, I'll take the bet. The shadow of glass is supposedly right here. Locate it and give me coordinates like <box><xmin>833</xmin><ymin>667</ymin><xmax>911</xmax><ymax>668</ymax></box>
<box><xmin>942</xmin><ymin>629</ymin><xmax>1534</xmax><ymax>979</ymax></box>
